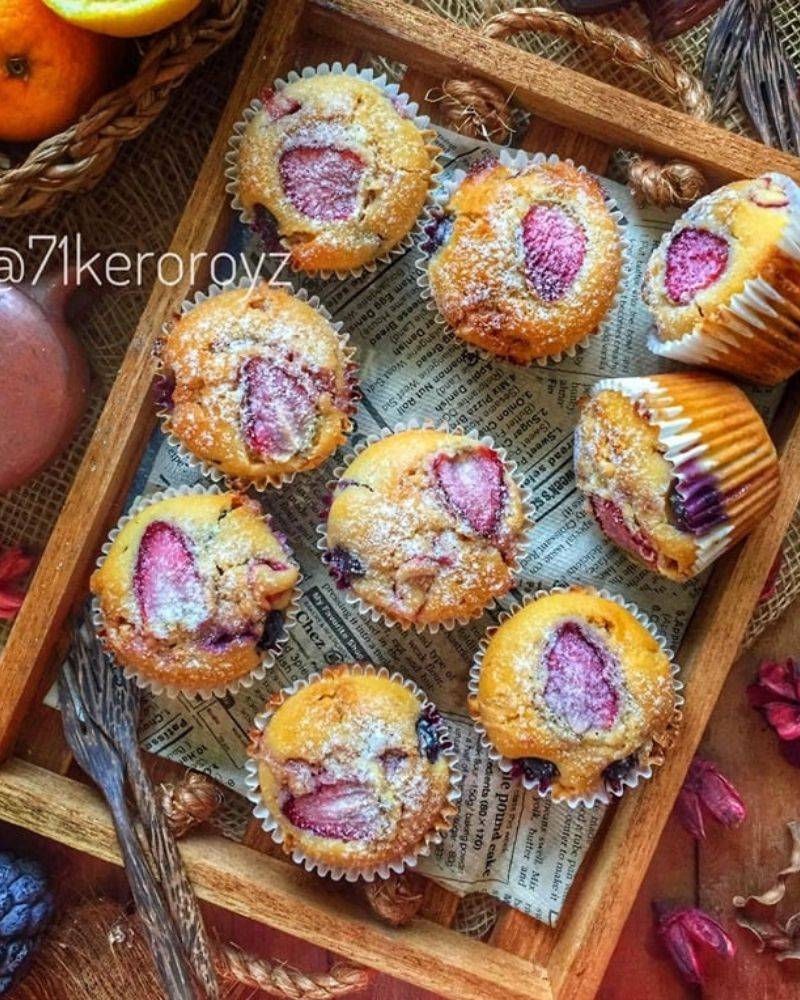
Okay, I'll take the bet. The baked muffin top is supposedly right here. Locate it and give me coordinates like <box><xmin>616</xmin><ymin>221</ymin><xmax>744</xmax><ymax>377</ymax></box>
<box><xmin>249</xmin><ymin>665</ymin><xmax>455</xmax><ymax>872</ymax></box>
<box><xmin>425</xmin><ymin>158</ymin><xmax>622</xmax><ymax>363</ymax></box>
<box><xmin>158</xmin><ymin>284</ymin><xmax>354</xmax><ymax>484</ymax></box>
<box><xmin>324</xmin><ymin>429</ymin><xmax>528</xmax><ymax>627</ymax></box>
<box><xmin>91</xmin><ymin>492</ymin><xmax>299</xmax><ymax>694</ymax></box>
<box><xmin>470</xmin><ymin>588</ymin><xmax>677</xmax><ymax>800</ymax></box>
<box><xmin>237</xmin><ymin>73</ymin><xmax>437</xmax><ymax>273</ymax></box>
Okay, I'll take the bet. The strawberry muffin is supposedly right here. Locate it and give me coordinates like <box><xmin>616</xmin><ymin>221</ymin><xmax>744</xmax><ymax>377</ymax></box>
<box><xmin>157</xmin><ymin>283</ymin><xmax>356</xmax><ymax>486</ymax></box>
<box><xmin>644</xmin><ymin>173</ymin><xmax>800</xmax><ymax>385</ymax></box>
<box><xmin>424</xmin><ymin>157</ymin><xmax>622</xmax><ymax>363</ymax></box>
<box><xmin>323</xmin><ymin>429</ymin><xmax>529</xmax><ymax>629</ymax></box>
<box><xmin>236</xmin><ymin>72</ymin><xmax>438</xmax><ymax>273</ymax></box>
<box><xmin>469</xmin><ymin>587</ymin><xmax>678</xmax><ymax>803</ymax></box>
<box><xmin>247</xmin><ymin>664</ymin><xmax>459</xmax><ymax>876</ymax></box>
<box><xmin>91</xmin><ymin>491</ymin><xmax>299</xmax><ymax>695</ymax></box>
<box><xmin>574</xmin><ymin>373</ymin><xmax>779</xmax><ymax>581</ymax></box>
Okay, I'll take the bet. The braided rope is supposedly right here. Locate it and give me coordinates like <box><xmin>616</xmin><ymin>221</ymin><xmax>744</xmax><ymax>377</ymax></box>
<box><xmin>0</xmin><ymin>0</ymin><xmax>245</xmax><ymax>217</ymax></box>
<box><xmin>159</xmin><ymin>770</ymin><xmax>224</xmax><ymax>839</ymax></box>
<box><xmin>215</xmin><ymin>943</ymin><xmax>375</xmax><ymax>999</ymax></box>
<box><xmin>439</xmin><ymin>5</ymin><xmax>711</xmax><ymax>208</ymax></box>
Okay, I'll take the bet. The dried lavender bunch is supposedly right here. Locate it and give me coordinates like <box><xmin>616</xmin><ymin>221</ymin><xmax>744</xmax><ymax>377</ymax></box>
<box><xmin>739</xmin><ymin>0</ymin><xmax>800</xmax><ymax>154</ymax></box>
<box><xmin>704</xmin><ymin>0</ymin><xmax>752</xmax><ymax>118</ymax></box>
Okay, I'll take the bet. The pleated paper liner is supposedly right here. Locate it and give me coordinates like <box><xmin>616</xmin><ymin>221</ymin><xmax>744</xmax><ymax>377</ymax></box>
<box><xmin>594</xmin><ymin>373</ymin><xmax>780</xmax><ymax>575</ymax></box>
<box><xmin>415</xmin><ymin>148</ymin><xmax>630</xmax><ymax>368</ymax></box>
<box><xmin>648</xmin><ymin>173</ymin><xmax>800</xmax><ymax>386</ymax></box>
<box><xmin>468</xmin><ymin>586</ymin><xmax>684</xmax><ymax>810</ymax></box>
<box><xmin>154</xmin><ymin>276</ymin><xmax>360</xmax><ymax>491</ymax></box>
<box><xmin>91</xmin><ymin>483</ymin><xmax>301</xmax><ymax>699</ymax></box>
<box><xmin>316</xmin><ymin>419</ymin><xmax>535</xmax><ymax>634</ymax></box>
<box><xmin>225</xmin><ymin>62</ymin><xmax>443</xmax><ymax>280</ymax></box>
<box><xmin>244</xmin><ymin>662</ymin><xmax>462</xmax><ymax>882</ymax></box>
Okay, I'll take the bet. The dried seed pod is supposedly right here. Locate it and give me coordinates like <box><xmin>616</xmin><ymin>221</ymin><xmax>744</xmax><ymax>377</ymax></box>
<box><xmin>740</xmin><ymin>0</ymin><xmax>800</xmax><ymax>154</ymax></box>
<box><xmin>703</xmin><ymin>0</ymin><xmax>751</xmax><ymax>118</ymax></box>
<box><xmin>640</xmin><ymin>0</ymin><xmax>725</xmax><ymax>42</ymax></box>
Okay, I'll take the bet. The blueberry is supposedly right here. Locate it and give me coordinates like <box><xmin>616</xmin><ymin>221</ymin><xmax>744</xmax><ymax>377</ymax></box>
<box><xmin>517</xmin><ymin>757</ymin><xmax>559</xmax><ymax>791</ymax></box>
<box><xmin>251</xmin><ymin>203</ymin><xmax>284</xmax><ymax>253</ymax></box>
<box><xmin>324</xmin><ymin>547</ymin><xmax>365</xmax><ymax>590</ymax></box>
<box><xmin>421</xmin><ymin>211</ymin><xmax>454</xmax><ymax>254</ymax></box>
<box><xmin>257</xmin><ymin>610</ymin><xmax>286</xmax><ymax>652</ymax></box>
<box><xmin>603</xmin><ymin>753</ymin><xmax>639</xmax><ymax>790</ymax></box>
<box><xmin>416</xmin><ymin>712</ymin><xmax>442</xmax><ymax>763</ymax></box>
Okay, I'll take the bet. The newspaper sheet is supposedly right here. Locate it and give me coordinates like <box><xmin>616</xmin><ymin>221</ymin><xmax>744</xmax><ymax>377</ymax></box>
<box><xmin>64</xmin><ymin>128</ymin><xmax>780</xmax><ymax>925</ymax></box>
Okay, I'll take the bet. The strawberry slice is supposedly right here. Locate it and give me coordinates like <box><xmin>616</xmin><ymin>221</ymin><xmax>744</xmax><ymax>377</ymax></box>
<box><xmin>589</xmin><ymin>496</ymin><xmax>657</xmax><ymax>566</ymax></box>
<box><xmin>133</xmin><ymin>521</ymin><xmax>206</xmax><ymax>636</ymax></box>
<box><xmin>544</xmin><ymin>622</ymin><xmax>619</xmax><ymax>733</ymax></box>
<box><xmin>279</xmin><ymin>145</ymin><xmax>365</xmax><ymax>221</ymax></box>
<box><xmin>259</xmin><ymin>88</ymin><xmax>301</xmax><ymax>121</ymax></box>
<box><xmin>433</xmin><ymin>446</ymin><xmax>506</xmax><ymax>537</ymax></box>
<box><xmin>283</xmin><ymin>780</ymin><xmax>380</xmax><ymax>840</ymax></box>
<box><xmin>665</xmin><ymin>227</ymin><xmax>728</xmax><ymax>305</ymax></box>
<box><xmin>240</xmin><ymin>357</ymin><xmax>317</xmax><ymax>462</ymax></box>
<box><xmin>521</xmin><ymin>204</ymin><xmax>587</xmax><ymax>302</ymax></box>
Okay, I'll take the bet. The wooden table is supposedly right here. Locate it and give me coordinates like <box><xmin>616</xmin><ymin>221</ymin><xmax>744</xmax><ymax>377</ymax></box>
<box><xmin>5</xmin><ymin>594</ymin><xmax>799</xmax><ymax>999</ymax></box>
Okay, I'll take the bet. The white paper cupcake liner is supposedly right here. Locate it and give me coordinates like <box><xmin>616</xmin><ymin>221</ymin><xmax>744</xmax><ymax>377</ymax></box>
<box><xmin>415</xmin><ymin>148</ymin><xmax>631</xmax><ymax>368</ymax></box>
<box><xmin>468</xmin><ymin>586</ymin><xmax>684</xmax><ymax>809</ymax></box>
<box><xmin>154</xmin><ymin>275</ymin><xmax>359</xmax><ymax>491</ymax></box>
<box><xmin>244</xmin><ymin>662</ymin><xmax>462</xmax><ymax>882</ymax></box>
<box><xmin>647</xmin><ymin>173</ymin><xmax>800</xmax><ymax>384</ymax></box>
<box><xmin>591</xmin><ymin>375</ymin><xmax>768</xmax><ymax>576</ymax></box>
<box><xmin>315</xmin><ymin>418</ymin><xmax>535</xmax><ymax>634</ymax></box>
<box><xmin>91</xmin><ymin>483</ymin><xmax>301</xmax><ymax>699</ymax></box>
<box><xmin>225</xmin><ymin>62</ymin><xmax>443</xmax><ymax>281</ymax></box>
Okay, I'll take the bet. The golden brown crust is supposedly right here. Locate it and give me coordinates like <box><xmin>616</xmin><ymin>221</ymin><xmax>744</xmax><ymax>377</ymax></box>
<box><xmin>249</xmin><ymin>665</ymin><xmax>454</xmax><ymax>871</ymax></box>
<box><xmin>469</xmin><ymin>588</ymin><xmax>677</xmax><ymax>800</ymax></box>
<box><xmin>159</xmin><ymin>284</ymin><xmax>353</xmax><ymax>484</ymax></box>
<box><xmin>324</xmin><ymin>429</ymin><xmax>528</xmax><ymax>627</ymax></box>
<box><xmin>91</xmin><ymin>492</ymin><xmax>299</xmax><ymax>693</ymax></box>
<box><xmin>426</xmin><ymin>159</ymin><xmax>622</xmax><ymax>363</ymax></box>
<box><xmin>237</xmin><ymin>74</ymin><xmax>437</xmax><ymax>273</ymax></box>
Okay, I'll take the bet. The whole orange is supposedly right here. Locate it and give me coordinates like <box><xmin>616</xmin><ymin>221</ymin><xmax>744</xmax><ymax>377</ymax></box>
<box><xmin>0</xmin><ymin>0</ymin><xmax>114</xmax><ymax>143</ymax></box>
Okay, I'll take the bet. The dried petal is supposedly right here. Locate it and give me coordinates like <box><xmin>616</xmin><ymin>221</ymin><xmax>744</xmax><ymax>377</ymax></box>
<box><xmin>675</xmin><ymin>785</ymin><xmax>706</xmax><ymax>839</ymax></box>
<box><xmin>758</xmin><ymin>659</ymin><xmax>797</xmax><ymax>701</ymax></box>
<box><xmin>691</xmin><ymin>758</ymin><xmax>746</xmax><ymax>830</ymax></box>
<box><xmin>764</xmin><ymin>702</ymin><xmax>800</xmax><ymax>741</ymax></box>
<box><xmin>0</xmin><ymin>546</ymin><xmax>35</xmax><ymax>620</ymax></box>
<box><xmin>655</xmin><ymin>904</ymin><xmax>736</xmax><ymax>984</ymax></box>
<box><xmin>759</xmin><ymin>548</ymin><xmax>783</xmax><ymax>601</ymax></box>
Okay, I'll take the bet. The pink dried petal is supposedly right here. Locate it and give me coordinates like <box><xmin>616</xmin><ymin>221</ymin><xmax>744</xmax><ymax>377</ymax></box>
<box><xmin>759</xmin><ymin>549</ymin><xmax>783</xmax><ymax>602</ymax></box>
<box><xmin>691</xmin><ymin>758</ymin><xmax>746</xmax><ymax>830</ymax></box>
<box><xmin>543</xmin><ymin>622</ymin><xmax>619</xmax><ymax>733</ymax></box>
<box><xmin>0</xmin><ymin>546</ymin><xmax>35</xmax><ymax>584</ymax></box>
<box><xmin>655</xmin><ymin>904</ymin><xmax>735</xmax><ymax>984</ymax></box>
<box><xmin>134</xmin><ymin>521</ymin><xmax>206</xmax><ymax>634</ymax></box>
<box><xmin>759</xmin><ymin>659</ymin><xmax>797</xmax><ymax>701</ymax></box>
<box><xmin>665</xmin><ymin>227</ymin><xmax>729</xmax><ymax>305</ymax></box>
<box><xmin>283</xmin><ymin>780</ymin><xmax>380</xmax><ymax>840</ymax></box>
<box><xmin>764</xmin><ymin>702</ymin><xmax>800</xmax><ymax>741</ymax></box>
<box><xmin>0</xmin><ymin>591</ymin><xmax>25</xmax><ymax>620</ymax></box>
<box><xmin>433</xmin><ymin>446</ymin><xmax>506</xmax><ymax>538</ymax></box>
<box><xmin>279</xmin><ymin>145</ymin><xmax>365</xmax><ymax>221</ymax></box>
<box><xmin>240</xmin><ymin>358</ymin><xmax>317</xmax><ymax>462</ymax></box>
<box><xmin>521</xmin><ymin>204</ymin><xmax>587</xmax><ymax>302</ymax></box>
<box><xmin>675</xmin><ymin>785</ymin><xmax>706</xmax><ymax>839</ymax></box>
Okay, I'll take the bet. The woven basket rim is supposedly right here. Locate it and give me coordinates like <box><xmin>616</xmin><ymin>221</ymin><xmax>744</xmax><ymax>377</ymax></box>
<box><xmin>0</xmin><ymin>0</ymin><xmax>247</xmax><ymax>217</ymax></box>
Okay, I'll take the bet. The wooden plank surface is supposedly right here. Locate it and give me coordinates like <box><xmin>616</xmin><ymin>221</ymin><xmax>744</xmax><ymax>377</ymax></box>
<box><xmin>309</xmin><ymin>0</ymin><xmax>800</xmax><ymax>183</ymax></box>
<box><xmin>0</xmin><ymin>759</ymin><xmax>552</xmax><ymax>1000</ymax></box>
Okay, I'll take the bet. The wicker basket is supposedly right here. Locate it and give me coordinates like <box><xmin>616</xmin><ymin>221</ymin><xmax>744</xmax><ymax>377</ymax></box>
<box><xmin>0</xmin><ymin>0</ymin><xmax>246</xmax><ymax>218</ymax></box>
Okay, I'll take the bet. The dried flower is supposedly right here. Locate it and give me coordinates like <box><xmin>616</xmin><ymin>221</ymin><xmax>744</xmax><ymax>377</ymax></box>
<box><xmin>675</xmin><ymin>757</ymin><xmax>746</xmax><ymax>839</ymax></box>
<box><xmin>0</xmin><ymin>546</ymin><xmax>35</xmax><ymax>620</ymax></box>
<box><xmin>759</xmin><ymin>548</ymin><xmax>783</xmax><ymax>603</ymax></box>
<box><xmin>748</xmin><ymin>659</ymin><xmax>800</xmax><ymax>767</ymax></box>
<box><xmin>654</xmin><ymin>903</ymin><xmax>736</xmax><ymax>984</ymax></box>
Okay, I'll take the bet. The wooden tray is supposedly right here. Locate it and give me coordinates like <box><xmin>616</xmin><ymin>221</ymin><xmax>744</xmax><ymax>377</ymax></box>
<box><xmin>2</xmin><ymin>2</ymin><xmax>800</xmax><ymax>998</ymax></box>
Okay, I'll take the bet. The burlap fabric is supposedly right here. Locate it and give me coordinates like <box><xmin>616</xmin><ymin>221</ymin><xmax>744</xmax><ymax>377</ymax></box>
<box><xmin>3</xmin><ymin>0</ymin><xmax>797</xmax><ymax>648</ymax></box>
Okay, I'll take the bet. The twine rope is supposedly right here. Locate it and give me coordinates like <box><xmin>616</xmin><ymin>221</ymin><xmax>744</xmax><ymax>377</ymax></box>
<box><xmin>159</xmin><ymin>771</ymin><xmax>223</xmax><ymax>839</ymax></box>
<box><xmin>439</xmin><ymin>5</ymin><xmax>711</xmax><ymax>207</ymax></box>
<box><xmin>215</xmin><ymin>943</ymin><xmax>374</xmax><ymax>999</ymax></box>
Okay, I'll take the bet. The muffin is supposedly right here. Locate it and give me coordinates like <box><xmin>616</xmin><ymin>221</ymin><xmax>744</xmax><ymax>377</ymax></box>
<box><xmin>157</xmin><ymin>283</ymin><xmax>355</xmax><ymax>486</ymax></box>
<box><xmin>574</xmin><ymin>373</ymin><xmax>780</xmax><ymax>582</ymax></box>
<box><xmin>323</xmin><ymin>428</ymin><xmax>529</xmax><ymax>629</ymax></box>
<box><xmin>469</xmin><ymin>587</ymin><xmax>678</xmax><ymax>803</ymax></box>
<box><xmin>424</xmin><ymin>157</ymin><xmax>623</xmax><ymax>364</ymax></box>
<box><xmin>246</xmin><ymin>664</ymin><xmax>459</xmax><ymax>877</ymax></box>
<box><xmin>91</xmin><ymin>491</ymin><xmax>299</xmax><ymax>695</ymax></box>
<box><xmin>235</xmin><ymin>71</ymin><xmax>438</xmax><ymax>273</ymax></box>
<box><xmin>644</xmin><ymin>173</ymin><xmax>800</xmax><ymax>386</ymax></box>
